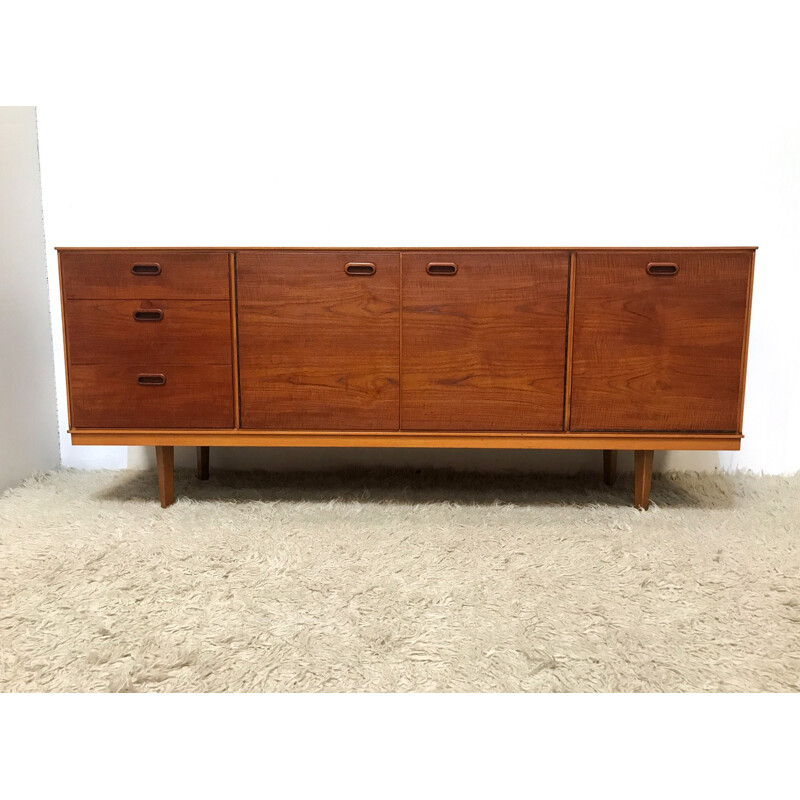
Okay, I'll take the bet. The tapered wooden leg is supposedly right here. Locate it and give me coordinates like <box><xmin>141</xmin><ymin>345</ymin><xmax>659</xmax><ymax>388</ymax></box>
<box><xmin>603</xmin><ymin>449</ymin><xmax>617</xmax><ymax>486</ymax></box>
<box><xmin>634</xmin><ymin>450</ymin><xmax>654</xmax><ymax>510</ymax></box>
<box><xmin>156</xmin><ymin>446</ymin><xmax>174</xmax><ymax>508</ymax></box>
<box><xmin>196</xmin><ymin>446</ymin><xmax>210</xmax><ymax>480</ymax></box>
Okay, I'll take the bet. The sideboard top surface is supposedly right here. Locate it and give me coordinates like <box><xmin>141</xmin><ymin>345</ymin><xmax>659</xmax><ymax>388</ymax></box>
<box><xmin>55</xmin><ymin>246</ymin><xmax>758</xmax><ymax>252</ymax></box>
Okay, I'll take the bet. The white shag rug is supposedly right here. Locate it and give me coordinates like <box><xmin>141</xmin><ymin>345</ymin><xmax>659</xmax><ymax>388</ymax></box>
<box><xmin>1</xmin><ymin>467</ymin><xmax>799</xmax><ymax>692</ymax></box>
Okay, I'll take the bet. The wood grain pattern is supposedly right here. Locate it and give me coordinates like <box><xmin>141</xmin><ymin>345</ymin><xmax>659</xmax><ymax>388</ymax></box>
<box><xmin>402</xmin><ymin>251</ymin><xmax>569</xmax><ymax>431</ymax></box>
<box><xmin>238</xmin><ymin>251</ymin><xmax>400</xmax><ymax>430</ymax></box>
<box><xmin>69</xmin><ymin>365</ymin><xmax>234</xmax><ymax>428</ymax></box>
<box><xmin>60</xmin><ymin>250</ymin><xmax>230</xmax><ymax>299</ymax></box>
<box><xmin>571</xmin><ymin>251</ymin><xmax>752</xmax><ymax>432</ymax></box>
<box><xmin>64</xmin><ymin>299</ymin><xmax>231</xmax><ymax>364</ymax></box>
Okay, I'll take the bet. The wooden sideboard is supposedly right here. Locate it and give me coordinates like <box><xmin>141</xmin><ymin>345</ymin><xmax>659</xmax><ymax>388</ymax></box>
<box><xmin>57</xmin><ymin>247</ymin><xmax>756</xmax><ymax>509</ymax></box>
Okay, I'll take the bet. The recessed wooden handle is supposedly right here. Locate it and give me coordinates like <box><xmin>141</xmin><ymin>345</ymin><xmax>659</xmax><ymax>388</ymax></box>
<box><xmin>427</xmin><ymin>262</ymin><xmax>458</xmax><ymax>275</ymax></box>
<box><xmin>133</xmin><ymin>309</ymin><xmax>164</xmax><ymax>321</ymax></box>
<box><xmin>646</xmin><ymin>262</ymin><xmax>678</xmax><ymax>276</ymax></box>
<box><xmin>137</xmin><ymin>373</ymin><xmax>166</xmax><ymax>386</ymax></box>
<box><xmin>131</xmin><ymin>263</ymin><xmax>162</xmax><ymax>275</ymax></box>
<box><xmin>345</xmin><ymin>262</ymin><xmax>376</xmax><ymax>276</ymax></box>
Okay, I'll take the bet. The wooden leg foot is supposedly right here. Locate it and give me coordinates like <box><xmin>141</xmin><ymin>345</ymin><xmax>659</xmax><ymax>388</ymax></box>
<box><xmin>156</xmin><ymin>445</ymin><xmax>175</xmax><ymax>508</ymax></box>
<box><xmin>634</xmin><ymin>450</ymin><xmax>653</xmax><ymax>510</ymax></box>
<box><xmin>196</xmin><ymin>446</ymin><xmax>209</xmax><ymax>480</ymax></box>
<box><xmin>603</xmin><ymin>449</ymin><xmax>617</xmax><ymax>486</ymax></box>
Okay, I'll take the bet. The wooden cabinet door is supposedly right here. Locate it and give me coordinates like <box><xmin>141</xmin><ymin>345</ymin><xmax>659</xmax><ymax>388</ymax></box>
<box><xmin>402</xmin><ymin>251</ymin><xmax>569</xmax><ymax>431</ymax></box>
<box><xmin>570</xmin><ymin>251</ymin><xmax>753</xmax><ymax>432</ymax></box>
<box><xmin>238</xmin><ymin>251</ymin><xmax>400</xmax><ymax>429</ymax></box>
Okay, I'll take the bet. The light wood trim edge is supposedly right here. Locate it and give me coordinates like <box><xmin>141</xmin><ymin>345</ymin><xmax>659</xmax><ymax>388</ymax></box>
<box><xmin>57</xmin><ymin>251</ymin><xmax>74</xmax><ymax>429</ymax></box>
<box><xmin>230</xmin><ymin>251</ymin><xmax>240</xmax><ymax>429</ymax></box>
<box><xmin>564</xmin><ymin>251</ymin><xmax>577</xmax><ymax>431</ymax></box>
<box><xmin>70</xmin><ymin>430</ymin><xmax>742</xmax><ymax>450</ymax></box>
<box><xmin>737</xmin><ymin>251</ymin><xmax>756</xmax><ymax>434</ymax></box>
<box><xmin>398</xmin><ymin>251</ymin><xmax>403</xmax><ymax>431</ymax></box>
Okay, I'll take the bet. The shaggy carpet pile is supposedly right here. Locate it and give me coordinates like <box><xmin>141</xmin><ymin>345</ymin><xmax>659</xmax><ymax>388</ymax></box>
<box><xmin>1</xmin><ymin>467</ymin><xmax>798</xmax><ymax>692</ymax></box>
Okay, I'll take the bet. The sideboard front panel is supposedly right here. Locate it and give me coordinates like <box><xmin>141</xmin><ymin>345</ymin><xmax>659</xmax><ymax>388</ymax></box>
<box><xmin>238</xmin><ymin>251</ymin><xmax>401</xmax><ymax>430</ymax></box>
<box><xmin>401</xmin><ymin>251</ymin><xmax>569</xmax><ymax>431</ymax></box>
<box><xmin>570</xmin><ymin>250</ymin><xmax>752</xmax><ymax>432</ymax></box>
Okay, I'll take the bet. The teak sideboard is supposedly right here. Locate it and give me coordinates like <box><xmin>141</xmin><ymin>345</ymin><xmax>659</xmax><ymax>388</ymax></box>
<box><xmin>56</xmin><ymin>247</ymin><xmax>756</xmax><ymax>509</ymax></box>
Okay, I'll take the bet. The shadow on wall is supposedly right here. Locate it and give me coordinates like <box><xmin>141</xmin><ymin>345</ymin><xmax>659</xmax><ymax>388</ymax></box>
<box><xmin>0</xmin><ymin>107</ymin><xmax>59</xmax><ymax>491</ymax></box>
<box><xmin>127</xmin><ymin>446</ymin><xmax>723</xmax><ymax>475</ymax></box>
<box><xmin>95</xmin><ymin>464</ymin><xmax>736</xmax><ymax>510</ymax></box>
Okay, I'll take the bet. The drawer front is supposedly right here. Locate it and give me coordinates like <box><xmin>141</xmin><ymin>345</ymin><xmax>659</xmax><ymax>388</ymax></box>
<box><xmin>69</xmin><ymin>365</ymin><xmax>234</xmax><ymax>428</ymax></box>
<box><xmin>65</xmin><ymin>299</ymin><xmax>231</xmax><ymax>365</ymax></box>
<box><xmin>402</xmin><ymin>251</ymin><xmax>569</xmax><ymax>431</ymax></box>
<box><xmin>570</xmin><ymin>251</ymin><xmax>753</xmax><ymax>432</ymax></box>
<box><xmin>60</xmin><ymin>250</ymin><xmax>230</xmax><ymax>299</ymax></box>
<box><xmin>238</xmin><ymin>251</ymin><xmax>400</xmax><ymax>430</ymax></box>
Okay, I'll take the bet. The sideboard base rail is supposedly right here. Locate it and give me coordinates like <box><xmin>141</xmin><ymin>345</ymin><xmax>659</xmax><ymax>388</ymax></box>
<box><xmin>70</xmin><ymin>430</ymin><xmax>742</xmax><ymax>451</ymax></box>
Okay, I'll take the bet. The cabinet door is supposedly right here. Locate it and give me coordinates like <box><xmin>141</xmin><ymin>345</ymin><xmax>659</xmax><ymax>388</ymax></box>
<box><xmin>238</xmin><ymin>251</ymin><xmax>400</xmax><ymax>429</ymax></box>
<box><xmin>402</xmin><ymin>251</ymin><xmax>569</xmax><ymax>431</ymax></box>
<box><xmin>570</xmin><ymin>251</ymin><xmax>753</xmax><ymax>432</ymax></box>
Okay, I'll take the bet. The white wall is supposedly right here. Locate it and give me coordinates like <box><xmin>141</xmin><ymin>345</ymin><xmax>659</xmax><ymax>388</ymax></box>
<box><xmin>31</xmin><ymin>1</ymin><xmax>800</xmax><ymax>475</ymax></box>
<box><xmin>0</xmin><ymin>107</ymin><xmax>59</xmax><ymax>490</ymax></box>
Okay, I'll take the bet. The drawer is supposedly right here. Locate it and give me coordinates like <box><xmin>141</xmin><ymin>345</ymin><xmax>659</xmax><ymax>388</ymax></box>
<box><xmin>60</xmin><ymin>250</ymin><xmax>230</xmax><ymax>299</ymax></box>
<box><xmin>570</xmin><ymin>250</ymin><xmax>753</xmax><ymax>432</ymax></box>
<box><xmin>65</xmin><ymin>299</ymin><xmax>232</xmax><ymax>365</ymax></box>
<box><xmin>69</xmin><ymin>365</ymin><xmax>234</xmax><ymax>429</ymax></box>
